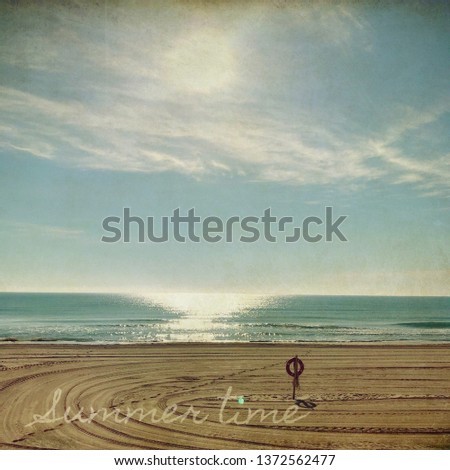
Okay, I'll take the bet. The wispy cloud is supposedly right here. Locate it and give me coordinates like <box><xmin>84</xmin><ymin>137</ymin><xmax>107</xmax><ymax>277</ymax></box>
<box><xmin>0</xmin><ymin>1</ymin><xmax>448</xmax><ymax>196</ymax></box>
<box><xmin>3</xmin><ymin>221</ymin><xmax>84</xmax><ymax>238</ymax></box>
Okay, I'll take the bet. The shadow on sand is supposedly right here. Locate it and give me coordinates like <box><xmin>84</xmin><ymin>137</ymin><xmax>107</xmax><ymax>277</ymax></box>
<box><xmin>295</xmin><ymin>399</ymin><xmax>317</xmax><ymax>409</ymax></box>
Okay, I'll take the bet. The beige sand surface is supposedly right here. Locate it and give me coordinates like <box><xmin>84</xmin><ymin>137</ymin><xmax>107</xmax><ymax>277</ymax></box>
<box><xmin>0</xmin><ymin>343</ymin><xmax>449</xmax><ymax>449</ymax></box>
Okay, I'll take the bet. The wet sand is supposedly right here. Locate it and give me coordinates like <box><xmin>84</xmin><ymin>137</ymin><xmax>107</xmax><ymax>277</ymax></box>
<box><xmin>0</xmin><ymin>343</ymin><xmax>449</xmax><ymax>449</ymax></box>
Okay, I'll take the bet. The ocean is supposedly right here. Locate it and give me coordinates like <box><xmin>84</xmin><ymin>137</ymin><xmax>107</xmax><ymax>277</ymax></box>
<box><xmin>0</xmin><ymin>293</ymin><xmax>448</xmax><ymax>343</ymax></box>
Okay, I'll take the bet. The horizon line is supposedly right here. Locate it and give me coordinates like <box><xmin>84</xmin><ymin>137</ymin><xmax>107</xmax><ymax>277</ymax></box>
<box><xmin>0</xmin><ymin>290</ymin><xmax>448</xmax><ymax>298</ymax></box>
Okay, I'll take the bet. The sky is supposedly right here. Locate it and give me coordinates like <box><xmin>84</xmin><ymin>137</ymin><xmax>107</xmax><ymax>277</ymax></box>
<box><xmin>0</xmin><ymin>0</ymin><xmax>448</xmax><ymax>295</ymax></box>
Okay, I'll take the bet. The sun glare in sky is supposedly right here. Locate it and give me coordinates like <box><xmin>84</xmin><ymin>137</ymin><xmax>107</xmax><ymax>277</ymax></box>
<box><xmin>163</xmin><ymin>29</ymin><xmax>237</xmax><ymax>94</ymax></box>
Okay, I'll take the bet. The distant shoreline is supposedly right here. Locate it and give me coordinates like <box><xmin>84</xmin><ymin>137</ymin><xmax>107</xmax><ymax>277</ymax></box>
<box><xmin>1</xmin><ymin>340</ymin><xmax>449</xmax><ymax>346</ymax></box>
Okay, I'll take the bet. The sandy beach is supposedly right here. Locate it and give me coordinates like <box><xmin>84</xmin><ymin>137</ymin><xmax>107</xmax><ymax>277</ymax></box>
<box><xmin>0</xmin><ymin>343</ymin><xmax>449</xmax><ymax>450</ymax></box>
